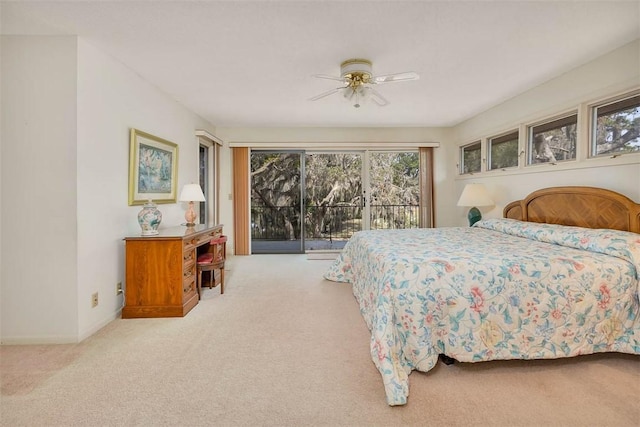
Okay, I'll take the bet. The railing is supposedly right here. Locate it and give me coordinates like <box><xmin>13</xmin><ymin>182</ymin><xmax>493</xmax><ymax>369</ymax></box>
<box><xmin>251</xmin><ymin>205</ymin><xmax>301</xmax><ymax>240</ymax></box>
<box><xmin>251</xmin><ymin>204</ymin><xmax>419</xmax><ymax>241</ymax></box>
<box><xmin>369</xmin><ymin>204</ymin><xmax>420</xmax><ymax>230</ymax></box>
<box><xmin>305</xmin><ymin>205</ymin><xmax>363</xmax><ymax>241</ymax></box>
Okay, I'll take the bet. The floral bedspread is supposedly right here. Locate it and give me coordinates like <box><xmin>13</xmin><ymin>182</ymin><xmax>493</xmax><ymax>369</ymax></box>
<box><xmin>324</xmin><ymin>219</ymin><xmax>640</xmax><ymax>405</ymax></box>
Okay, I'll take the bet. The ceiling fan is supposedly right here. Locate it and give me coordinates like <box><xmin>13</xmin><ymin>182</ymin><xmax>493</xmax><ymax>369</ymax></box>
<box><xmin>309</xmin><ymin>58</ymin><xmax>419</xmax><ymax>108</ymax></box>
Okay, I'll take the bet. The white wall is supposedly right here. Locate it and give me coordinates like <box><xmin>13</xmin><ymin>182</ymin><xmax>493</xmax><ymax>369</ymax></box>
<box><xmin>1</xmin><ymin>36</ymin><xmax>79</xmax><ymax>342</ymax></box>
<box><xmin>1</xmin><ymin>36</ymin><xmax>217</xmax><ymax>343</ymax></box>
<box><xmin>75</xmin><ymin>39</ymin><xmax>216</xmax><ymax>340</ymax></box>
<box><xmin>446</xmin><ymin>39</ymin><xmax>640</xmax><ymax>226</ymax></box>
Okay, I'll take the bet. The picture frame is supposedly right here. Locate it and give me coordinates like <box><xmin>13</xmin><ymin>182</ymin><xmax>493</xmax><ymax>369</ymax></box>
<box><xmin>128</xmin><ymin>128</ymin><xmax>179</xmax><ymax>205</ymax></box>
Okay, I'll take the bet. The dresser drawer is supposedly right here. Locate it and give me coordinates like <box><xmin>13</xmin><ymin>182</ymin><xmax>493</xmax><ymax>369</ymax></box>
<box><xmin>183</xmin><ymin>248</ymin><xmax>195</xmax><ymax>264</ymax></box>
<box><xmin>184</xmin><ymin>259</ymin><xmax>195</xmax><ymax>278</ymax></box>
<box><xmin>183</xmin><ymin>277</ymin><xmax>196</xmax><ymax>296</ymax></box>
<box><xmin>183</xmin><ymin>240</ymin><xmax>196</xmax><ymax>253</ymax></box>
<box><xmin>188</xmin><ymin>229</ymin><xmax>222</xmax><ymax>247</ymax></box>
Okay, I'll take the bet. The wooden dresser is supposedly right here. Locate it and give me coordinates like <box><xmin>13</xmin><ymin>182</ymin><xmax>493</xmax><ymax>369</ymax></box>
<box><xmin>123</xmin><ymin>224</ymin><xmax>223</xmax><ymax>318</ymax></box>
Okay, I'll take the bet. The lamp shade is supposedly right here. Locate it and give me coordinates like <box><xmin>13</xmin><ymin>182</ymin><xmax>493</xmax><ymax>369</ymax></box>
<box><xmin>179</xmin><ymin>184</ymin><xmax>205</xmax><ymax>202</ymax></box>
<box><xmin>457</xmin><ymin>183</ymin><xmax>493</xmax><ymax>207</ymax></box>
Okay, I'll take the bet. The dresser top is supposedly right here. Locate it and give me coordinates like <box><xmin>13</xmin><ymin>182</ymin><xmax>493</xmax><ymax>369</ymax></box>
<box><xmin>125</xmin><ymin>224</ymin><xmax>222</xmax><ymax>241</ymax></box>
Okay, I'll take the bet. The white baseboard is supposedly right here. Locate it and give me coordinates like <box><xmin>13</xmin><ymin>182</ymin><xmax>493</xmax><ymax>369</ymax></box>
<box><xmin>1</xmin><ymin>309</ymin><xmax>122</xmax><ymax>345</ymax></box>
<box><xmin>1</xmin><ymin>334</ymin><xmax>80</xmax><ymax>345</ymax></box>
<box><xmin>78</xmin><ymin>310</ymin><xmax>121</xmax><ymax>342</ymax></box>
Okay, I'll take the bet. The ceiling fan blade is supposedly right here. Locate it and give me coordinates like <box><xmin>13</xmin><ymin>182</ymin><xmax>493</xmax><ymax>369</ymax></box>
<box><xmin>308</xmin><ymin>87</ymin><xmax>344</xmax><ymax>101</ymax></box>
<box><xmin>368</xmin><ymin>87</ymin><xmax>390</xmax><ymax>106</ymax></box>
<box><xmin>312</xmin><ymin>74</ymin><xmax>347</xmax><ymax>82</ymax></box>
<box><xmin>373</xmin><ymin>72</ymin><xmax>420</xmax><ymax>84</ymax></box>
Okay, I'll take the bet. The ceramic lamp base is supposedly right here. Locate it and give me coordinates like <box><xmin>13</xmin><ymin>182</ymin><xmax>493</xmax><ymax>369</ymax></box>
<box><xmin>467</xmin><ymin>206</ymin><xmax>482</xmax><ymax>226</ymax></box>
<box><xmin>184</xmin><ymin>201</ymin><xmax>197</xmax><ymax>227</ymax></box>
<box><xmin>138</xmin><ymin>201</ymin><xmax>162</xmax><ymax>235</ymax></box>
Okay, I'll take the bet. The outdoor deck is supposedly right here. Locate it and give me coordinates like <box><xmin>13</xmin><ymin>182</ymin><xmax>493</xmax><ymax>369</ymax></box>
<box><xmin>251</xmin><ymin>239</ymin><xmax>348</xmax><ymax>254</ymax></box>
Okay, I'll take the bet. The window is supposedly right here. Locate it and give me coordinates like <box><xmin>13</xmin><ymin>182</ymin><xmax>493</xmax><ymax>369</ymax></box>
<box><xmin>488</xmin><ymin>131</ymin><xmax>519</xmax><ymax>170</ymax></box>
<box><xmin>527</xmin><ymin>114</ymin><xmax>577</xmax><ymax>165</ymax></box>
<box><xmin>591</xmin><ymin>93</ymin><xmax>640</xmax><ymax>157</ymax></box>
<box><xmin>249</xmin><ymin>150</ymin><xmax>428</xmax><ymax>254</ymax></box>
<box><xmin>197</xmin><ymin>133</ymin><xmax>219</xmax><ymax>225</ymax></box>
<box><xmin>199</xmin><ymin>145</ymin><xmax>210</xmax><ymax>224</ymax></box>
<box><xmin>460</xmin><ymin>141</ymin><xmax>481</xmax><ymax>174</ymax></box>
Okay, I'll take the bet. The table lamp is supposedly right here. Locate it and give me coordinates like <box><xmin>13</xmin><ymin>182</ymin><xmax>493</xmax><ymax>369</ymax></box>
<box><xmin>457</xmin><ymin>183</ymin><xmax>493</xmax><ymax>226</ymax></box>
<box><xmin>179</xmin><ymin>183</ymin><xmax>206</xmax><ymax>226</ymax></box>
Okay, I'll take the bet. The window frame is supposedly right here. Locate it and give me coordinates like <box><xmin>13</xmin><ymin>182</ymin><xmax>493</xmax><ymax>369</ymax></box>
<box><xmin>527</xmin><ymin>112</ymin><xmax>578</xmax><ymax>166</ymax></box>
<box><xmin>460</xmin><ymin>140</ymin><xmax>482</xmax><ymax>175</ymax></box>
<box><xmin>487</xmin><ymin>130</ymin><xmax>519</xmax><ymax>171</ymax></box>
<box><xmin>197</xmin><ymin>131</ymin><xmax>221</xmax><ymax>225</ymax></box>
<box><xmin>456</xmin><ymin>87</ymin><xmax>640</xmax><ymax>179</ymax></box>
<box><xmin>589</xmin><ymin>91</ymin><xmax>640</xmax><ymax>158</ymax></box>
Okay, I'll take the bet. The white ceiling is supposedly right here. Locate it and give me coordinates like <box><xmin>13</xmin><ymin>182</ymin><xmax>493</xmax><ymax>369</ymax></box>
<box><xmin>2</xmin><ymin>1</ymin><xmax>639</xmax><ymax>128</ymax></box>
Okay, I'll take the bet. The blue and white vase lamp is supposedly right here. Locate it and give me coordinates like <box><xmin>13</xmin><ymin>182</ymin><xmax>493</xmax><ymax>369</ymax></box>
<box><xmin>138</xmin><ymin>200</ymin><xmax>162</xmax><ymax>235</ymax></box>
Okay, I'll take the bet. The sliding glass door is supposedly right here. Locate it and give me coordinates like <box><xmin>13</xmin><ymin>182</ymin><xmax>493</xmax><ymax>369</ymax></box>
<box><xmin>369</xmin><ymin>152</ymin><xmax>420</xmax><ymax>229</ymax></box>
<box><xmin>304</xmin><ymin>153</ymin><xmax>363</xmax><ymax>251</ymax></box>
<box><xmin>250</xmin><ymin>151</ymin><xmax>303</xmax><ymax>254</ymax></box>
<box><xmin>250</xmin><ymin>150</ymin><xmax>420</xmax><ymax>254</ymax></box>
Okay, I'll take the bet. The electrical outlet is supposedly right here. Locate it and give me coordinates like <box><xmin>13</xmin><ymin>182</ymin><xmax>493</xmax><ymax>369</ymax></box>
<box><xmin>91</xmin><ymin>292</ymin><xmax>99</xmax><ymax>308</ymax></box>
<box><xmin>116</xmin><ymin>282</ymin><xmax>123</xmax><ymax>295</ymax></box>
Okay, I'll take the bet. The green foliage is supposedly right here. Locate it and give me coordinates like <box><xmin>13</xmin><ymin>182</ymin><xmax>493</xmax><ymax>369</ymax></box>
<box><xmin>251</xmin><ymin>153</ymin><xmax>302</xmax><ymax>240</ymax></box>
<box><xmin>595</xmin><ymin>107</ymin><xmax>640</xmax><ymax>155</ymax></box>
<box><xmin>490</xmin><ymin>139</ymin><xmax>519</xmax><ymax>170</ymax></box>
<box><xmin>251</xmin><ymin>151</ymin><xmax>420</xmax><ymax>241</ymax></box>
<box><xmin>531</xmin><ymin>123</ymin><xmax>577</xmax><ymax>164</ymax></box>
<box><xmin>370</xmin><ymin>152</ymin><xmax>419</xmax><ymax>205</ymax></box>
<box><xmin>462</xmin><ymin>143</ymin><xmax>481</xmax><ymax>174</ymax></box>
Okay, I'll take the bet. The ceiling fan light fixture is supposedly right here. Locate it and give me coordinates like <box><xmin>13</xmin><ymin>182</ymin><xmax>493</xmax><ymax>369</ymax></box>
<box><xmin>310</xmin><ymin>58</ymin><xmax>419</xmax><ymax>107</ymax></box>
<box><xmin>340</xmin><ymin>58</ymin><xmax>373</xmax><ymax>79</ymax></box>
<box><xmin>343</xmin><ymin>85</ymin><xmax>369</xmax><ymax>108</ymax></box>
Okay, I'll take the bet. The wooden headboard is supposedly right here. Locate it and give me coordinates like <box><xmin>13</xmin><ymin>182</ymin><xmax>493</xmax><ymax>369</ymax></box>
<box><xmin>503</xmin><ymin>186</ymin><xmax>640</xmax><ymax>233</ymax></box>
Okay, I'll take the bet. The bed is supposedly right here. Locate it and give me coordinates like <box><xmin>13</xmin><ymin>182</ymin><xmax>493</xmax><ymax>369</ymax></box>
<box><xmin>324</xmin><ymin>186</ymin><xmax>640</xmax><ymax>406</ymax></box>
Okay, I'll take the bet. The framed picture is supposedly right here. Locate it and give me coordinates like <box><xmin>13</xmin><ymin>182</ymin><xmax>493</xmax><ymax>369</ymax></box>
<box><xmin>128</xmin><ymin>128</ymin><xmax>179</xmax><ymax>205</ymax></box>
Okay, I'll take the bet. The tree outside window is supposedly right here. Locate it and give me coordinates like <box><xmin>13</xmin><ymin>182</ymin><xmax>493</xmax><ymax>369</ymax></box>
<box><xmin>592</xmin><ymin>93</ymin><xmax>640</xmax><ymax>156</ymax></box>
<box><xmin>488</xmin><ymin>131</ymin><xmax>519</xmax><ymax>170</ymax></box>
<box><xmin>461</xmin><ymin>141</ymin><xmax>481</xmax><ymax>174</ymax></box>
<box><xmin>528</xmin><ymin>114</ymin><xmax>577</xmax><ymax>165</ymax></box>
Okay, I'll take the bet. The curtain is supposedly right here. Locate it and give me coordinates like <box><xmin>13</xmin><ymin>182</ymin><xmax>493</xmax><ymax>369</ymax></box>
<box><xmin>232</xmin><ymin>147</ymin><xmax>250</xmax><ymax>255</ymax></box>
<box><xmin>419</xmin><ymin>147</ymin><xmax>434</xmax><ymax>228</ymax></box>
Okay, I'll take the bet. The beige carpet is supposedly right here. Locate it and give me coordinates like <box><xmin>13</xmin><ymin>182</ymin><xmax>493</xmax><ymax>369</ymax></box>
<box><xmin>1</xmin><ymin>254</ymin><xmax>639</xmax><ymax>426</ymax></box>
